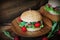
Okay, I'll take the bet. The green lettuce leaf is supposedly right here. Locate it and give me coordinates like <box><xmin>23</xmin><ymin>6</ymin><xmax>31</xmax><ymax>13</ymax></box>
<box><xmin>19</xmin><ymin>22</ymin><xmax>27</xmax><ymax>27</ymax></box>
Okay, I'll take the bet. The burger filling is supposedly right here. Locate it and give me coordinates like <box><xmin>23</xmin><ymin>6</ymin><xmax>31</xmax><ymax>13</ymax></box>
<box><xmin>18</xmin><ymin>17</ymin><xmax>44</xmax><ymax>31</ymax></box>
<box><xmin>44</xmin><ymin>4</ymin><xmax>60</xmax><ymax>15</ymax></box>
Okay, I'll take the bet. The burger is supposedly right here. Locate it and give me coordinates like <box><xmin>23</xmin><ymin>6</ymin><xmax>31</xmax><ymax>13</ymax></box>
<box><xmin>12</xmin><ymin>10</ymin><xmax>52</xmax><ymax>37</ymax></box>
<box><xmin>39</xmin><ymin>0</ymin><xmax>60</xmax><ymax>22</ymax></box>
<box><xmin>18</xmin><ymin>10</ymin><xmax>43</xmax><ymax>32</ymax></box>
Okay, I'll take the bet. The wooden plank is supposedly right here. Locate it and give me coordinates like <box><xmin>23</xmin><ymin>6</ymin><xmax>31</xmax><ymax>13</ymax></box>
<box><xmin>11</xmin><ymin>16</ymin><xmax>52</xmax><ymax>37</ymax></box>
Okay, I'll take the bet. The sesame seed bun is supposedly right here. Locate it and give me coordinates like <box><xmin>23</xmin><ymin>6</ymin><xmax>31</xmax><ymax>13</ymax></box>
<box><xmin>20</xmin><ymin>10</ymin><xmax>42</xmax><ymax>22</ymax></box>
<box><xmin>48</xmin><ymin>0</ymin><xmax>60</xmax><ymax>8</ymax></box>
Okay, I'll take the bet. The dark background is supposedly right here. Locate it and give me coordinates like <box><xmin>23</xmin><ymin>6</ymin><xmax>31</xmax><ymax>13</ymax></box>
<box><xmin>0</xmin><ymin>0</ymin><xmax>60</xmax><ymax>40</ymax></box>
<box><xmin>0</xmin><ymin>0</ymin><xmax>48</xmax><ymax>24</ymax></box>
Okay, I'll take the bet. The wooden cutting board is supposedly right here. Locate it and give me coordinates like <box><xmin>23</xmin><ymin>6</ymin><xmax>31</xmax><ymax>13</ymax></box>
<box><xmin>11</xmin><ymin>16</ymin><xmax>52</xmax><ymax>37</ymax></box>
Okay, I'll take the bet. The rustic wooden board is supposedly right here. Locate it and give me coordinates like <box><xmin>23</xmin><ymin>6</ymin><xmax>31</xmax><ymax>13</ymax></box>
<box><xmin>11</xmin><ymin>16</ymin><xmax>52</xmax><ymax>37</ymax></box>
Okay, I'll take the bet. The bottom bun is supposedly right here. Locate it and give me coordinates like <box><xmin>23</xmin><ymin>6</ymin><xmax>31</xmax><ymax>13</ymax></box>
<box><xmin>27</xmin><ymin>28</ymin><xmax>41</xmax><ymax>31</ymax></box>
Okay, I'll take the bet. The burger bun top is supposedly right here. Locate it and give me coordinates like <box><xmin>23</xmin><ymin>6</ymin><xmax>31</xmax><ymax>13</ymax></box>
<box><xmin>20</xmin><ymin>10</ymin><xmax>42</xmax><ymax>22</ymax></box>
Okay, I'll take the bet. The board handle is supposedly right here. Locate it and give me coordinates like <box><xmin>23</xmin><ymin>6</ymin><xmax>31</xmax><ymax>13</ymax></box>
<box><xmin>0</xmin><ymin>23</ymin><xmax>12</xmax><ymax>31</ymax></box>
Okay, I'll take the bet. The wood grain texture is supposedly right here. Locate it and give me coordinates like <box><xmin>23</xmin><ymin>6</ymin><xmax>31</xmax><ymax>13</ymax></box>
<box><xmin>0</xmin><ymin>0</ymin><xmax>48</xmax><ymax>24</ymax></box>
<box><xmin>0</xmin><ymin>0</ymin><xmax>39</xmax><ymax>23</ymax></box>
<box><xmin>11</xmin><ymin>16</ymin><xmax>52</xmax><ymax>37</ymax></box>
